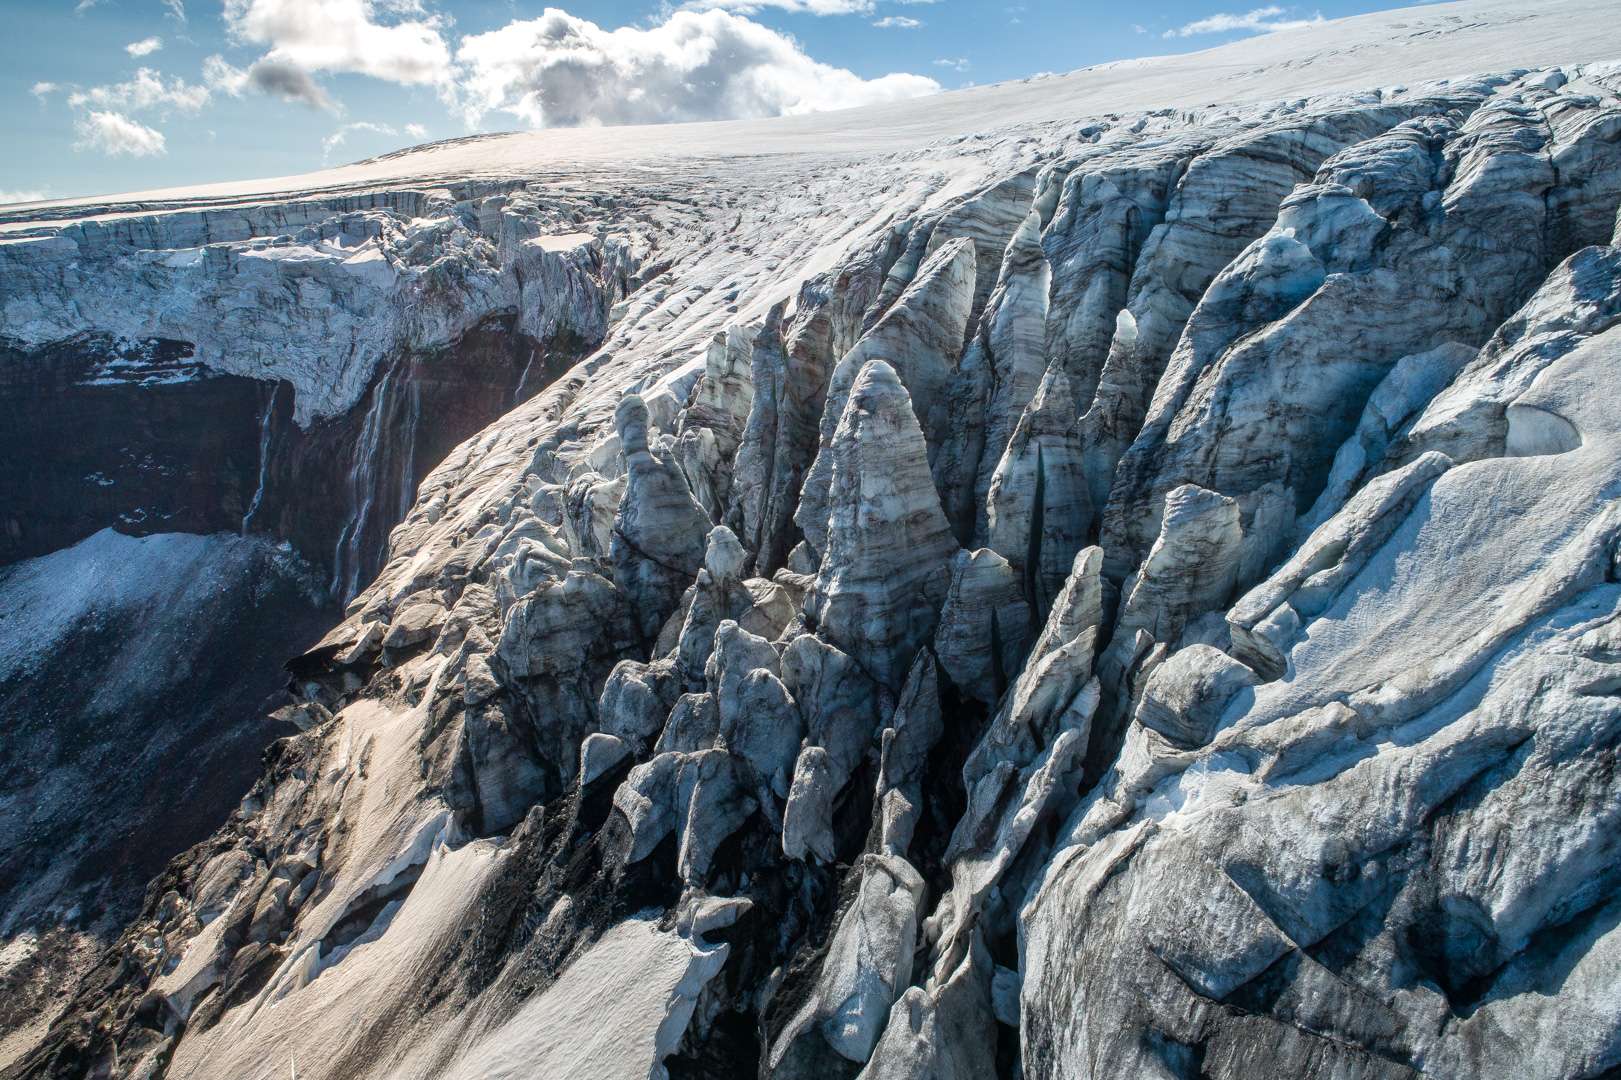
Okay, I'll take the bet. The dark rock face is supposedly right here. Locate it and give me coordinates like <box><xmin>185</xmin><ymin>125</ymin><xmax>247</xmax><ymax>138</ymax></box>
<box><xmin>0</xmin><ymin>531</ymin><xmax>332</xmax><ymax>1056</ymax></box>
<box><xmin>0</xmin><ymin>337</ymin><xmax>263</xmax><ymax>564</ymax></box>
<box><xmin>245</xmin><ymin>317</ymin><xmax>588</xmax><ymax>601</ymax></box>
<box><xmin>0</xmin><ymin>318</ymin><xmax>586</xmax><ymax>600</ymax></box>
<box><xmin>0</xmin><ymin>316</ymin><xmax>588</xmax><ymax>1066</ymax></box>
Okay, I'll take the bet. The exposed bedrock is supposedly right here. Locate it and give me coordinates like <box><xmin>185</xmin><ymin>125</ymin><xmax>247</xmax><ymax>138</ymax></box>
<box><xmin>0</xmin><ymin>317</ymin><xmax>591</xmax><ymax>598</ymax></box>
<box><xmin>0</xmin><ymin>336</ymin><xmax>263</xmax><ymax>565</ymax></box>
<box><xmin>0</xmin><ymin>531</ymin><xmax>332</xmax><ymax>1062</ymax></box>
<box><xmin>0</xmin><ymin>314</ymin><xmax>591</xmax><ymax>1060</ymax></box>
<box><xmin>0</xmin><ymin>185</ymin><xmax>635</xmax><ymax>1071</ymax></box>
<box><xmin>7</xmin><ymin>45</ymin><xmax>1621</xmax><ymax>1080</ymax></box>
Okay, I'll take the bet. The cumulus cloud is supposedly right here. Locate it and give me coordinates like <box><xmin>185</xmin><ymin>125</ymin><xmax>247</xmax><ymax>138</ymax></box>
<box><xmin>0</xmin><ymin>189</ymin><xmax>47</xmax><ymax>205</ymax></box>
<box><xmin>873</xmin><ymin>15</ymin><xmax>920</xmax><ymax>28</ymax></box>
<box><xmin>202</xmin><ymin>55</ymin><xmax>250</xmax><ymax>94</ymax></box>
<box><xmin>68</xmin><ymin>68</ymin><xmax>210</xmax><ymax>113</ymax></box>
<box><xmin>44</xmin><ymin>1</ymin><xmax>941</xmax><ymax>170</ymax></box>
<box><xmin>248</xmin><ymin>59</ymin><xmax>335</xmax><ymax>107</ymax></box>
<box><xmin>224</xmin><ymin>0</ymin><xmax>453</xmax><ymax>86</ymax></box>
<box><xmin>60</xmin><ymin>68</ymin><xmax>207</xmax><ymax>158</ymax></box>
<box><xmin>322</xmin><ymin>119</ymin><xmax>398</xmax><ymax>158</ymax></box>
<box><xmin>204</xmin><ymin>54</ymin><xmax>334</xmax><ymax>108</ymax></box>
<box><xmin>455</xmin><ymin>8</ymin><xmax>939</xmax><ymax>128</ymax></box>
<box><xmin>933</xmin><ymin>56</ymin><xmax>969</xmax><ymax>71</ymax></box>
<box><xmin>689</xmin><ymin>0</ymin><xmax>936</xmax><ymax>11</ymax></box>
<box><xmin>74</xmin><ymin>110</ymin><xmax>167</xmax><ymax>156</ymax></box>
<box><xmin>1165</xmin><ymin>5</ymin><xmax>1324</xmax><ymax>37</ymax></box>
<box><xmin>686</xmin><ymin>0</ymin><xmax>875</xmax><ymax>13</ymax></box>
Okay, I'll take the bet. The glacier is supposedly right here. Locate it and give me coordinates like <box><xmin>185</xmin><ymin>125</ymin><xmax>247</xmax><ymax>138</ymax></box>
<box><xmin>3</xmin><ymin>1</ymin><xmax>1621</xmax><ymax>1077</ymax></box>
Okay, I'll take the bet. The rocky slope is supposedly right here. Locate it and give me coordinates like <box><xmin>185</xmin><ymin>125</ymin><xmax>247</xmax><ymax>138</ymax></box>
<box><xmin>3</xmin><ymin>2</ymin><xmax>1621</xmax><ymax>1077</ymax></box>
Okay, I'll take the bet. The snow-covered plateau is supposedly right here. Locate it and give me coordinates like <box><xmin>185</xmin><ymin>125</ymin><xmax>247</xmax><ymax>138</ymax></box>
<box><xmin>4</xmin><ymin>0</ymin><xmax>1621</xmax><ymax>1076</ymax></box>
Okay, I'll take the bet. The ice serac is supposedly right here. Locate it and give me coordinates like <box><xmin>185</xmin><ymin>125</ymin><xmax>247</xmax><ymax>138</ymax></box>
<box><xmin>7</xmin><ymin>5</ymin><xmax>1621</xmax><ymax>1080</ymax></box>
<box><xmin>802</xmin><ymin>359</ymin><xmax>958</xmax><ymax>689</ymax></box>
<box><xmin>1080</xmin><ymin>96</ymin><xmax>1448</xmax><ymax>568</ymax></box>
<box><xmin>925</xmin><ymin>546</ymin><xmax>1103</xmax><ymax>985</ymax></box>
<box><xmin>1104</xmin><ymin>80</ymin><xmax>1621</xmax><ymax>589</ymax></box>
<box><xmin>1024</xmin><ymin>321</ymin><xmax>1621</xmax><ymax>1080</ymax></box>
<box><xmin>934</xmin><ymin>548</ymin><xmax>1030</xmax><ymax>704</ymax></box>
<box><xmin>675</xmin><ymin>322</ymin><xmax>759</xmax><ymax>520</ymax></box>
<box><xmin>1392</xmin><ymin>241</ymin><xmax>1621</xmax><ymax>472</ymax></box>
<box><xmin>936</xmin><ymin>208</ymin><xmax>1050</xmax><ymax>539</ymax></box>
<box><xmin>0</xmin><ymin>191</ymin><xmax>628</xmax><ymax>427</ymax></box>
<box><xmin>729</xmin><ymin>252</ymin><xmax>892</xmax><ymax>576</ymax></box>
<box><xmin>1039</xmin><ymin>139</ymin><xmax>1188</xmax><ymax>411</ymax></box>
<box><xmin>856</xmin><ymin>936</ymin><xmax>999</xmax><ymax>1080</ymax></box>
<box><xmin>611</xmin><ymin>393</ymin><xmax>714</xmax><ymax>642</ymax></box>
<box><xmin>983</xmin><ymin>366</ymin><xmax>1090</xmax><ymax>610</ymax></box>
<box><xmin>769</xmin><ymin>853</ymin><xmax>926</xmax><ymax>1073</ymax></box>
<box><xmin>795</xmin><ymin>238</ymin><xmax>975</xmax><ymax>558</ymax></box>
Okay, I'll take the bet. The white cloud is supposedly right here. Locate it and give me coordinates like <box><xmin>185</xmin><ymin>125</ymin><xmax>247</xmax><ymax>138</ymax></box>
<box><xmin>686</xmin><ymin>0</ymin><xmax>875</xmax><ymax>13</ymax></box>
<box><xmin>224</xmin><ymin>0</ymin><xmax>453</xmax><ymax>86</ymax></box>
<box><xmin>0</xmin><ymin>190</ymin><xmax>47</xmax><ymax>205</ymax></box>
<box><xmin>61</xmin><ymin>68</ymin><xmax>208</xmax><ymax>159</ymax></box>
<box><xmin>203</xmin><ymin>54</ymin><xmax>251</xmax><ymax>95</ymax></box>
<box><xmin>322</xmin><ymin>120</ymin><xmax>397</xmax><ymax>158</ymax></box>
<box><xmin>455</xmin><ymin>8</ymin><xmax>939</xmax><ymax>129</ymax></box>
<box><xmin>68</xmin><ymin>68</ymin><xmax>210</xmax><ymax>113</ymax></box>
<box><xmin>1165</xmin><ymin>5</ymin><xmax>1324</xmax><ymax>37</ymax></box>
<box><xmin>204</xmin><ymin>53</ymin><xmax>335</xmax><ymax>109</ymax></box>
<box><xmin>691</xmin><ymin>0</ymin><xmax>935</xmax><ymax>9</ymax></box>
<box><xmin>933</xmin><ymin>56</ymin><xmax>970</xmax><ymax>71</ymax></box>
<box><xmin>251</xmin><ymin>59</ymin><xmax>336</xmax><ymax>107</ymax></box>
<box><xmin>44</xmin><ymin>1</ymin><xmax>942</xmax><ymax>170</ymax></box>
<box><xmin>74</xmin><ymin>110</ymin><xmax>167</xmax><ymax>156</ymax></box>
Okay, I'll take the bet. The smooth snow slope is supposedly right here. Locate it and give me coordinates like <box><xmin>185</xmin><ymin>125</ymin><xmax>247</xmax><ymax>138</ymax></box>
<box><xmin>2</xmin><ymin>0</ymin><xmax>1618</xmax><ymax>222</ymax></box>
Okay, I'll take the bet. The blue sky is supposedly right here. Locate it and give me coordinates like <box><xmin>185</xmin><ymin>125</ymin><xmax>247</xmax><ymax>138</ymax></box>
<box><xmin>4</xmin><ymin>0</ymin><xmax>1420</xmax><ymax>202</ymax></box>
